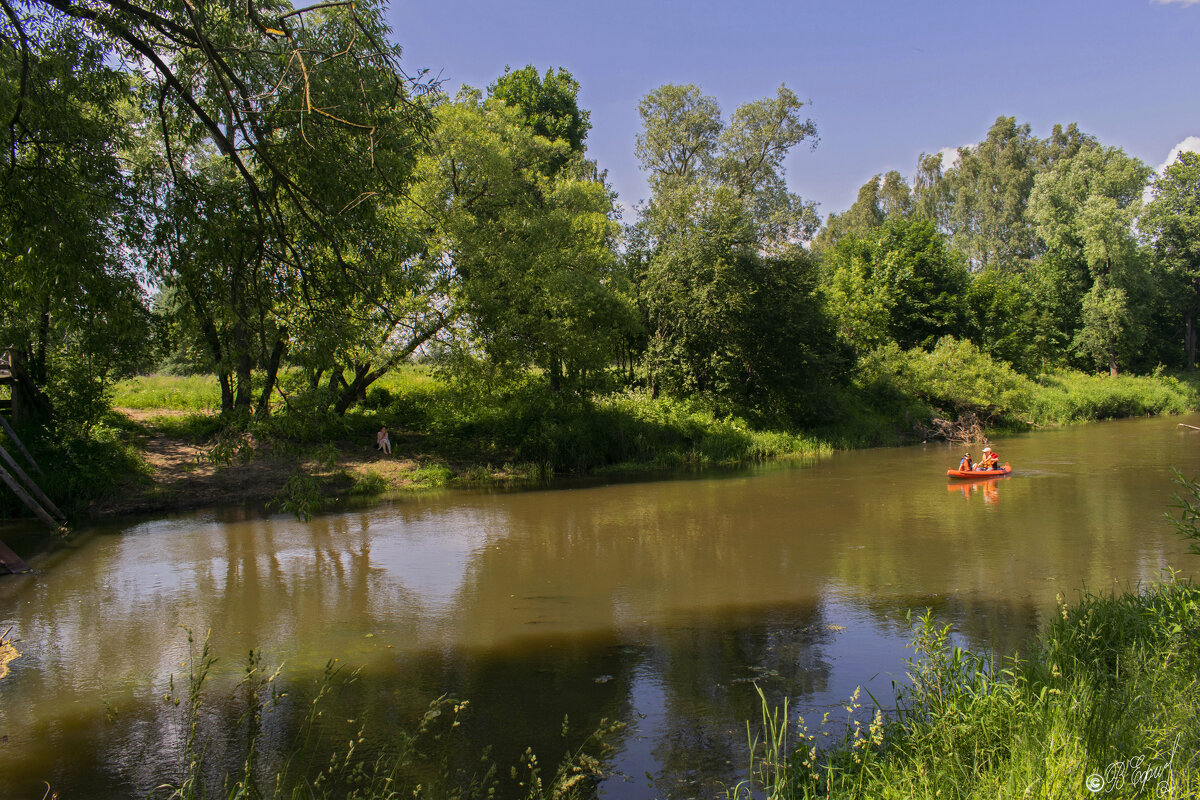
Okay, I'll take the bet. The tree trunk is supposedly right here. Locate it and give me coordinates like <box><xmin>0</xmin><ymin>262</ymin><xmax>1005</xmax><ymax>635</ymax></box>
<box><xmin>34</xmin><ymin>303</ymin><xmax>50</xmax><ymax>383</ymax></box>
<box><xmin>1109</xmin><ymin>352</ymin><xmax>1118</xmax><ymax>377</ymax></box>
<box><xmin>333</xmin><ymin>365</ymin><xmax>372</xmax><ymax>416</ymax></box>
<box><xmin>7</xmin><ymin>349</ymin><xmax>53</xmax><ymax>425</ymax></box>
<box><xmin>233</xmin><ymin>319</ymin><xmax>253</xmax><ymax>415</ymax></box>
<box><xmin>219</xmin><ymin>373</ymin><xmax>233</xmax><ymax>415</ymax></box>
<box><xmin>330</xmin><ymin>320</ymin><xmax>448</xmax><ymax>416</ymax></box>
<box><xmin>255</xmin><ymin>334</ymin><xmax>287</xmax><ymax>418</ymax></box>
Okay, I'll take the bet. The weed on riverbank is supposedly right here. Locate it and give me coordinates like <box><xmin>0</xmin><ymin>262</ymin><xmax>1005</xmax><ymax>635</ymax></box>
<box><xmin>730</xmin><ymin>575</ymin><xmax>1200</xmax><ymax>799</ymax></box>
<box><xmin>150</xmin><ymin>632</ymin><xmax>620</xmax><ymax>800</ymax></box>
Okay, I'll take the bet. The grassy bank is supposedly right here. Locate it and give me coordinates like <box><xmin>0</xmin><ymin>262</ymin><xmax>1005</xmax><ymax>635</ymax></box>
<box><xmin>4</xmin><ymin>356</ymin><xmax>1199</xmax><ymax>522</ymax></box>
<box><xmin>848</xmin><ymin>338</ymin><xmax>1200</xmax><ymax>440</ymax></box>
<box><xmin>731</xmin><ymin>574</ymin><xmax>1200</xmax><ymax>799</ymax></box>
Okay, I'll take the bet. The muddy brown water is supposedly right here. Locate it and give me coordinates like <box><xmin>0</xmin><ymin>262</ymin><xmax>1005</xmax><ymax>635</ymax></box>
<box><xmin>1</xmin><ymin>414</ymin><xmax>1199</xmax><ymax>798</ymax></box>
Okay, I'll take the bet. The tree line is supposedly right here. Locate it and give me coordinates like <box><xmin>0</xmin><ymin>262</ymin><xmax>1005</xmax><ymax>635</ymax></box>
<box><xmin>1</xmin><ymin>0</ymin><xmax>1198</xmax><ymax>434</ymax></box>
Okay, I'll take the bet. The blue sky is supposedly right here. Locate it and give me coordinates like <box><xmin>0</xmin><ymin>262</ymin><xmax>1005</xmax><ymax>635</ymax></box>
<box><xmin>390</xmin><ymin>0</ymin><xmax>1200</xmax><ymax>219</ymax></box>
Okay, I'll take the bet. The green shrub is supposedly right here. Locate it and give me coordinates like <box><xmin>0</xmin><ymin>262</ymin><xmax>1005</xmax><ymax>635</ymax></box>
<box><xmin>859</xmin><ymin>338</ymin><xmax>1036</xmax><ymax>424</ymax></box>
<box><xmin>731</xmin><ymin>577</ymin><xmax>1200</xmax><ymax>799</ymax></box>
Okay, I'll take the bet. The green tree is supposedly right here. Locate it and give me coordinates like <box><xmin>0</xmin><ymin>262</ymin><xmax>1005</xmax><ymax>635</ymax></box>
<box><xmin>1143</xmin><ymin>151</ymin><xmax>1200</xmax><ymax>368</ymax></box>
<box><xmin>0</xmin><ymin>11</ymin><xmax>150</xmax><ymax>427</ymax></box>
<box><xmin>824</xmin><ymin>218</ymin><xmax>969</xmax><ymax>354</ymax></box>
<box><xmin>129</xmin><ymin>0</ymin><xmax>434</xmax><ymax>417</ymax></box>
<box><xmin>635</xmin><ymin>84</ymin><xmax>722</xmax><ymax>183</ymax></box>
<box><xmin>1073</xmin><ymin>278</ymin><xmax>1136</xmax><ymax>376</ymax></box>
<box><xmin>489</xmin><ymin>65</ymin><xmax>591</xmax><ymax>153</ymax></box>
<box><xmin>638</xmin><ymin>182</ymin><xmax>841</xmax><ymax>414</ymax></box>
<box><xmin>817</xmin><ymin>170</ymin><xmax>911</xmax><ymax>251</ymax></box>
<box><xmin>942</xmin><ymin>116</ymin><xmax>1042</xmax><ymax>271</ymax></box>
<box><xmin>410</xmin><ymin>89</ymin><xmax>634</xmax><ymax>391</ymax></box>
<box><xmin>1028</xmin><ymin>143</ymin><xmax>1151</xmax><ymax>373</ymax></box>
<box><xmin>632</xmin><ymin>84</ymin><xmax>837</xmax><ymax>415</ymax></box>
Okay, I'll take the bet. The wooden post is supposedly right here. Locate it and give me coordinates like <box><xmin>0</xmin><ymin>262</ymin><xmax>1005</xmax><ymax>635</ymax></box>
<box><xmin>0</xmin><ymin>539</ymin><xmax>30</xmax><ymax>574</ymax></box>
<box><xmin>0</xmin><ymin>413</ymin><xmax>40</xmax><ymax>475</ymax></box>
<box><xmin>0</xmin><ymin>443</ymin><xmax>65</xmax><ymax>523</ymax></box>
<box><xmin>0</xmin><ymin>462</ymin><xmax>60</xmax><ymax>532</ymax></box>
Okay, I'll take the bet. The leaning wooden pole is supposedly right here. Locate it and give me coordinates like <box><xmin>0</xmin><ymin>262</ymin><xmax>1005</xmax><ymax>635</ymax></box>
<box><xmin>0</xmin><ymin>539</ymin><xmax>29</xmax><ymax>573</ymax></box>
<box><xmin>0</xmin><ymin>443</ymin><xmax>65</xmax><ymax>523</ymax></box>
<box><xmin>0</xmin><ymin>462</ymin><xmax>60</xmax><ymax>532</ymax></box>
<box><xmin>0</xmin><ymin>413</ymin><xmax>40</xmax><ymax>474</ymax></box>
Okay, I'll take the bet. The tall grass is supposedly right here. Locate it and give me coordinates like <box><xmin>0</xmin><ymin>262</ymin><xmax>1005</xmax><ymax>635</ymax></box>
<box><xmin>152</xmin><ymin>632</ymin><xmax>621</xmax><ymax>800</ymax></box>
<box><xmin>730</xmin><ymin>577</ymin><xmax>1200</xmax><ymax>799</ymax></box>
<box><xmin>1030</xmin><ymin>371</ymin><xmax>1199</xmax><ymax>425</ymax></box>
<box><xmin>112</xmin><ymin>375</ymin><xmax>223</xmax><ymax>411</ymax></box>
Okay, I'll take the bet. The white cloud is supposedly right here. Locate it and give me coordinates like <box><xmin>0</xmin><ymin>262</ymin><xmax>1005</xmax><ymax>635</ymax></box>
<box><xmin>1143</xmin><ymin>136</ymin><xmax>1200</xmax><ymax>204</ymax></box>
<box><xmin>1152</xmin><ymin>0</ymin><xmax>1200</xmax><ymax>6</ymax></box>
<box><xmin>936</xmin><ymin>145</ymin><xmax>963</xmax><ymax>171</ymax></box>
<box><xmin>1155</xmin><ymin>136</ymin><xmax>1200</xmax><ymax>175</ymax></box>
<box><xmin>924</xmin><ymin>145</ymin><xmax>966</xmax><ymax>174</ymax></box>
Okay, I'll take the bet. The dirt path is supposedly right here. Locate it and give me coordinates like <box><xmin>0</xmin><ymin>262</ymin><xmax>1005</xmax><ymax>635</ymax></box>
<box><xmin>93</xmin><ymin>409</ymin><xmax>525</xmax><ymax>519</ymax></box>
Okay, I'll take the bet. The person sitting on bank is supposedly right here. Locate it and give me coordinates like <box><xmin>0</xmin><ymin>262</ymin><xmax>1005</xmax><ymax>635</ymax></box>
<box><xmin>376</xmin><ymin>425</ymin><xmax>391</xmax><ymax>455</ymax></box>
<box><xmin>958</xmin><ymin>453</ymin><xmax>974</xmax><ymax>471</ymax></box>
<box><xmin>978</xmin><ymin>446</ymin><xmax>998</xmax><ymax>470</ymax></box>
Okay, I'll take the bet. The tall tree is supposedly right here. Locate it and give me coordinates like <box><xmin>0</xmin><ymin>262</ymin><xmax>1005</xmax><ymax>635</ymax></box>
<box><xmin>942</xmin><ymin>116</ymin><xmax>1041</xmax><ymax>271</ymax></box>
<box><xmin>635</xmin><ymin>84</ymin><xmax>722</xmax><ymax>184</ymax></box>
<box><xmin>489</xmin><ymin>65</ymin><xmax>591</xmax><ymax>153</ymax></box>
<box><xmin>633</xmin><ymin>84</ymin><xmax>839</xmax><ymax>415</ymax></box>
<box><xmin>1028</xmin><ymin>143</ymin><xmax>1151</xmax><ymax>373</ymax></box>
<box><xmin>126</xmin><ymin>0</ymin><xmax>435</xmax><ymax>416</ymax></box>
<box><xmin>1143</xmin><ymin>151</ymin><xmax>1200</xmax><ymax>368</ymax></box>
<box><xmin>410</xmin><ymin>89</ymin><xmax>633</xmax><ymax>392</ymax></box>
<box><xmin>816</xmin><ymin>170</ymin><xmax>910</xmax><ymax>251</ymax></box>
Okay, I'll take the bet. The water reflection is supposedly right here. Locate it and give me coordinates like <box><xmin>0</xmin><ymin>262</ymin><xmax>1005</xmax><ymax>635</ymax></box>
<box><xmin>1</xmin><ymin>414</ymin><xmax>1199</xmax><ymax>797</ymax></box>
<box><xmin>946</xmin><ymin>475</ymin><xmax>1008</xmax><ymax>503</ymax></box>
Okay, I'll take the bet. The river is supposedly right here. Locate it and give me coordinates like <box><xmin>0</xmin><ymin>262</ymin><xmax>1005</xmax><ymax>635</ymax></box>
<box><xmin>1</xmin><ymin>413</ymin><xmax>1198</xmax><ymax>798</ymax></box>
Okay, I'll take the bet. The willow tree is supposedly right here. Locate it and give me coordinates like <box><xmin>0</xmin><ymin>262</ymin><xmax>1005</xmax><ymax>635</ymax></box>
<box><xmin>30</xmin><ymin>0</ymin><xmax>438</xmax><ymax>416</ymax></box>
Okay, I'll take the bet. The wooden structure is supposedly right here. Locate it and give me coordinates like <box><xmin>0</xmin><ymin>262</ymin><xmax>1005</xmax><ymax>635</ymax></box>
<box><xmin>0</xmin><ymin>354</ymin><xmax>64</xmax><ymax>572</ymax></box>
<box><xmin>0</xmin><ymin>348</ymin><xmax>52</xmax><ymax>425</ymax></box>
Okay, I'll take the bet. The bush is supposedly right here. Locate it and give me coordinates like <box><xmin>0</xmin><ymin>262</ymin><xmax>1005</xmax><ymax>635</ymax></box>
<box><xmin>859</xmin><ymin>338</ymin><xmax>1036</xmax><ymax>424</ymax></box>
<box><xmin>1030</xmin><ymin>371</ymin><xmax>1197</xmax><ymax>425</ymax></box>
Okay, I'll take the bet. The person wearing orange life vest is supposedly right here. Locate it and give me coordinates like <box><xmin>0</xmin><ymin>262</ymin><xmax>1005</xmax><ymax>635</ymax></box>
<box><xmin>958</xmin><ymin>453</ymin><xmax>974</xmax><ymax>471</ymax></box>
<box><xmin>977</xmin><ymin>446</ymin><xmax>999</xmax><ymax>471</ymax></box>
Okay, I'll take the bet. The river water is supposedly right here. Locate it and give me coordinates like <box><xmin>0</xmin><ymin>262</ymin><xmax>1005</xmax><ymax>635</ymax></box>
<box><xmin>1</xmin><ymin>414</ymin><xmax>1199</xmax><ymax>797</ymax></box>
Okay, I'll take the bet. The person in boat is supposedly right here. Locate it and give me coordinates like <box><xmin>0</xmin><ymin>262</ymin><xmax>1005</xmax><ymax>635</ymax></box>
<box><xmin>958</xmin><ymin>453</ymin><xmax>974</xmax><ymax>471</ymax></box>
<box><xmin>978</xmin><ymin>446</ymin><xmax>999</xmax><ymax>471</ymax></box>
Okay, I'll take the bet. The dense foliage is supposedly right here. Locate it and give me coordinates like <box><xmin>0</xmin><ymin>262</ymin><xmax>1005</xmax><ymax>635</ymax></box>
<box><xmin>3</xmin><ymin>0</ymin><xmax>1200</xmax><ymax>481</ymax></box>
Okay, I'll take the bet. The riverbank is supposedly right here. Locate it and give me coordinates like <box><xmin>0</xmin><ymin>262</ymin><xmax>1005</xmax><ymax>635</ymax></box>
<box><xmin>4</xmin><ymin>411</ymin><xmax>1199</xmax><ymax>798</ymax></box>
<box><xmin>4</xmin><ymin>359</ymin><xmax>1200</xmax><ymax>522</ymax></box>
<box><xmin>730</xmin><ymin>573</ymin><xmax>1200</xmax><ymax>799</ymax></box>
